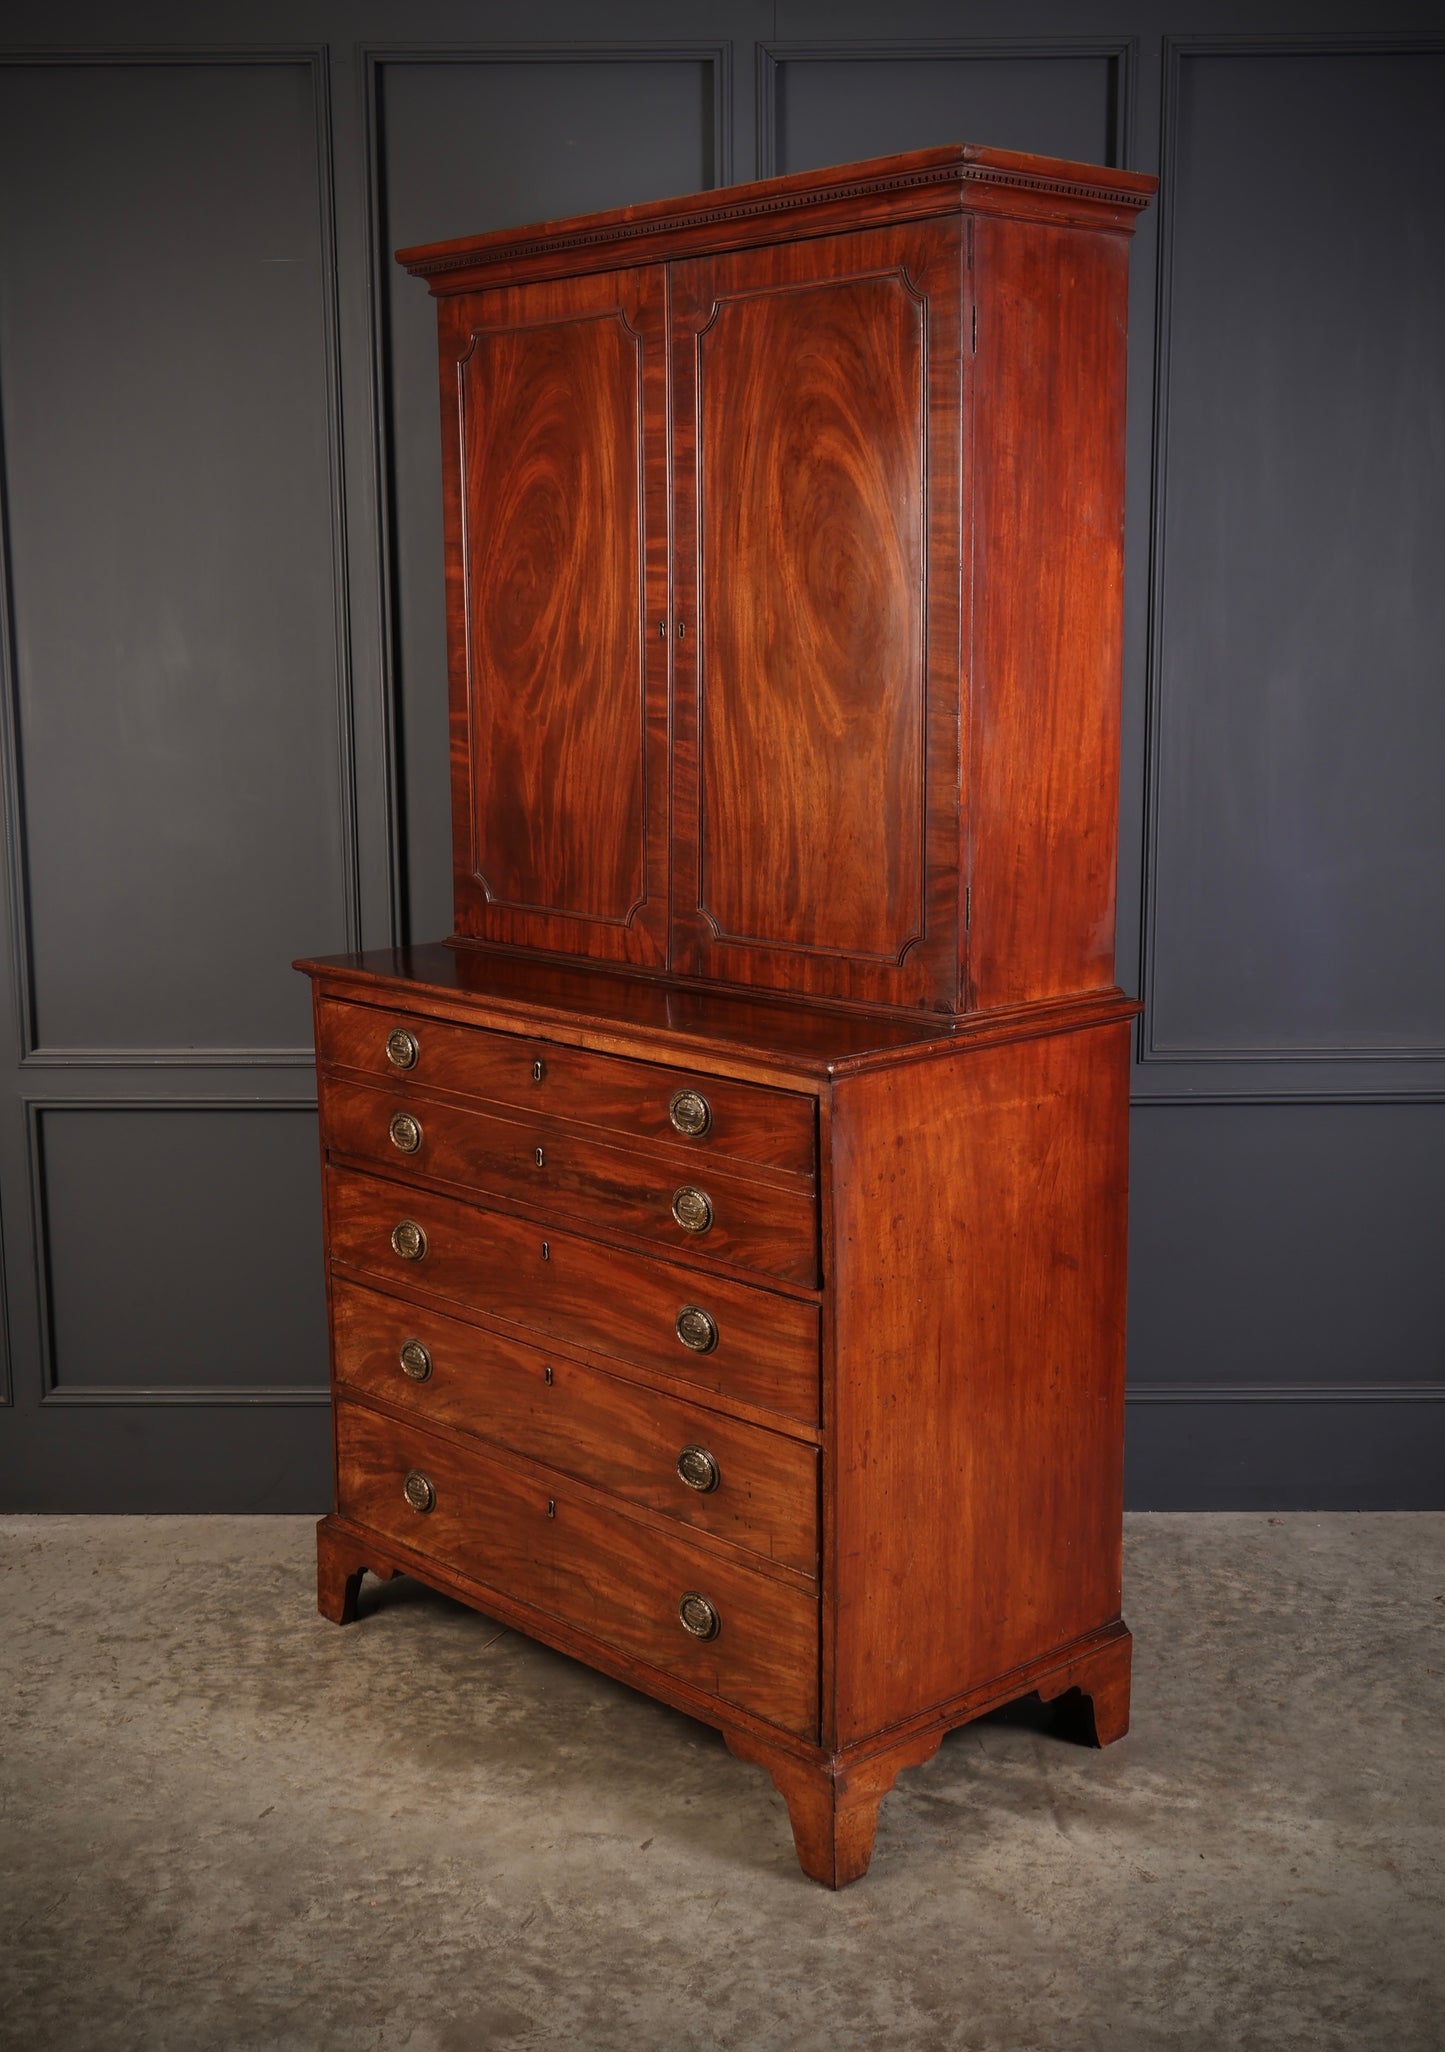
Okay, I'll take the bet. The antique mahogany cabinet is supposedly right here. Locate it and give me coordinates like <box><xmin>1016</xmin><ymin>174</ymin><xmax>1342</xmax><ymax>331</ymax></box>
<box><xmin>299</xmin><ymin>144</ymin><xmax>1157</xmax><ymax>1886</ymax></box>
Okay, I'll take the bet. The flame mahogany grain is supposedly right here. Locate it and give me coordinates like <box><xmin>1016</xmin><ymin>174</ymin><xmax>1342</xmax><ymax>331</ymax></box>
<box><xmin>325</xmin><ymin>1164</ymin><xmax>821</xmax><ymax>1427</ymax></box>
<box><xmin>318</xmin><ymin>1072</ymin><xmax>819</xmax><ymax>1283</ymax></box>
<box><xmin>334</xmin><ymin>1399</ymin><xmax>820</xmax><ymax>1739</ymax></box>
<box><xmin>438</xmin><ymin>267</ymin><xmax>671</xmax><ymax>965</ymax></box>
<box><xmin>314</xmin><ymin>990</ymin><xmax>819</xmax><ymax>1175</ymax></box>
<box><xmin>329</xmin><ymin>1277</ymin><xmax>819</xmax><ymax>1574</ymax></box>
<box><xmin>671</xmin><ymin>226</ymin><xmax>949</xmax><ymax>1006</ymax></box>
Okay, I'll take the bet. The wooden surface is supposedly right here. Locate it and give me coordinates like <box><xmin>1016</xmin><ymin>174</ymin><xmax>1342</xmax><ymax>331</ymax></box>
<box><xmin>303</xmin><ymin>949</ymin><xmax>1141</xmax><ymax>1078</ymax></box>
<box><xmin>437</xmin><ymin>267</ymin><xmax>670</xmax><ymax>965</ymax></box>
<box><xmin>696</xmin><ymin>263</ymin><xmax>925</xmax><ymax>958</ymax></box>
<box><xmin>335</xmin><ymin>1399</ymin><xmax>820</xmax><ymax>1738</ymax></box>
<box><xmin>966</xmin><ymin>215</ymin><xmax>1132</xmax><ymax>1010</ymax></box>
<box><xmin>825</xmin><ymin>1020</ymin><xmax>1133</xmax><ymax>1745</ymax></box>
<box><xmin>725</xmin><ymin>1724</ymin><xmax>946</xmax><ymax>1889</ymax></box>
<box><xmin>319</xmin><ymin>1073</ymin><xmax>819</xmax><ymax>1283</ymax></box>
<box><xmin>670</xmin><ymin>221</ymin><xmax>963</xmax><ymax>1010</ymax></box>
<box><xmin>678</xmin><ymin>231</ymin><xmax>928</xmax><ymax>964</ymax></box>
<box><xmin>303</xmin><ymin>143</ymin><xmax>1151</xmax><ymax>1887</ymax></box>
<box><xmin>399</xmin><ymin>144</ymin><xmax>1153</xmax><ymax>1015</ymax></box>
<box><xmin>330</xmin><ymin>1277</ymin><xmax>819</xmax><ymax>1573</ymax></box>
<box><xmin>720</xmin><ymin>1626</ymin><xmax>1132</xmax><ymax>1887</ymax></box>
<box><xmin>326</xmin><ymin>1165</ymin><xmax>821</xmax><ymax>1425</ymax></box>
<box><xmin>396</xmin><ymin>142</ymin><xmax>1156</xmax><ymax>295</ymax></box>
<box><xmin>315</xmin><ymin>991</ymin><xmax>819</xmax><ymax>1171</ymax></box>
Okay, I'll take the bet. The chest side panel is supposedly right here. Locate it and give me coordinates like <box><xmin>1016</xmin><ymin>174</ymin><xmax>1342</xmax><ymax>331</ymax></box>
<box><xmin>671</xmin><ymin>220</ymin><xmax>963</xmax><ymax>1010</ymax></box>
<box><xmin>825</xmin><ymin>1023</ymin><xmax>1131</xmax><ymax>1744</ymax></box>
<box><xmin>439</xmin><ymin>268</ymin><xmax>669</xmax><ymax>965</ymax></box>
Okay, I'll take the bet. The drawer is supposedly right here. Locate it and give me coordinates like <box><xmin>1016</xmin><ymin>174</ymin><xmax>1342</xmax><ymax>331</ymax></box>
<box><xmin>326</xmin><ymin>1167</ymin><xmax>819</xmax><ymax>1426</ymax></box>
<box><xmin>320</xmin><ymin>1073</ymin><xmax>818</xmax><ymax>1285</ymax></box>
<box><xmin>317</xmin><ymin>997</ymin><xmax>816</xmax><ymax>1177</ymax></box>
<box><xmin>337</xmin><ymin>1398</ymin><xmax>819</xmax><ymax>1739</ymax></box>
<box><xmin>332</xmin><ymin>1278</ymin><xmax>818</xmax><ymax>1573</ymax></box>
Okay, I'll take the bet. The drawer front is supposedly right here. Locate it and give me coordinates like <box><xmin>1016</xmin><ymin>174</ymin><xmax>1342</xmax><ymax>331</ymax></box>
<box><xmin>337</xmin><ymin>1399</ymin><xmax>819</xmax><ymax>1739</ymax></box>
<box><xmin>326</xmin><ymin>1167</ymin><xmax>819</xmax><ymax>1425</ymax></box>
<box><xmin>332</xmin><ymin>1280</ymin><xmax>818</xmax><ymax>1573</ymax></box>
<box><xmin>317</xmin><ymin>997</ymin><xmax>816</xmax><ymax>1177</ymax></box>
<box><xmin>320</xmin><ymin>1074</ymin><xmax>818</xmax><ymax>1285</ymax></box>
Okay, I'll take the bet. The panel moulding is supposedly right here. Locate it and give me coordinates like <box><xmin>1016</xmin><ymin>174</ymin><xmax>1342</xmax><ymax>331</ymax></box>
<box><xmin>1127</xmin><ymin>1383</ymin><xmax>1445</xmax><ymax>1404</ymax></box>
<box><xmin>754</xmin><ymin>38</ymin><xmax>1136</xmax><ymax>181</ymax></box>
<box><xmin>24</xmin><ymin>1096</ymin><xmax>327</xmax><ymax>1407</ymax></box>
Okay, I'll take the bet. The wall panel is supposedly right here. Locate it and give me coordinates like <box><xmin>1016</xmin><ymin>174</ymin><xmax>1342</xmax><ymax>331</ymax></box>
<box><xmin>0</xmin><ymin>56</ymin><xmax>354</xmax><ymax>1057</ymax></box>
<box><xmin>1144</xmin><ymin>46</ymin><xmax>1445</xmax><ymax>1061</ymax></box>
<box><xmin>1128</xmin><ymin>1101</ymin><xmax>1445</xmax><ymax>1397</ymax></box>
<box><xmin>759</xmin><ymin>39</ymin><xmax>1124</xmax><ymax>176</ymax></box>
<box><xmin>30</xmin><ymin>1104</ymin><xmax>327</xmax><ymax>1402</ymax></box>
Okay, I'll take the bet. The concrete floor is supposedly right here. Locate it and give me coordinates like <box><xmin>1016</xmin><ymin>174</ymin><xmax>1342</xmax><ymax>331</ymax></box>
<box><xmin>1</xmin><ymin>1514</ymin><xmax>1441</xmax><ymax>2052</ymax></box>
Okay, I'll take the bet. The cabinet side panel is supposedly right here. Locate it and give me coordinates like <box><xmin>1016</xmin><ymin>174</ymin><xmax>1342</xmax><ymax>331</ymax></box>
<box><xmin>967</xmin><ymin>221</ymin><xmax>1130</xmax><ymax>1009</ymax></box>
<box><xmin>828</xmin><ymin>1023</ymin><xmax>1130</xmax><ymax>1743</ymax></box>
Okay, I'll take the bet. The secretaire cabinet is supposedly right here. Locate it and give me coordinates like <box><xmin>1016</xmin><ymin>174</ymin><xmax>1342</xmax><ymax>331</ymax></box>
<box><xmin>299</xmin><ymin>144</ymin><xmax>1156</xmax><ymax>1886</ymax></box>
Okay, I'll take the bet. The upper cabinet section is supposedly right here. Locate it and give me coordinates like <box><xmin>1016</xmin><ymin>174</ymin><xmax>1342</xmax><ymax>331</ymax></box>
<box><xmin>403</xmin><ymin>146</ymin><xmax>1155</xmax><ymax>1017</ymax></box>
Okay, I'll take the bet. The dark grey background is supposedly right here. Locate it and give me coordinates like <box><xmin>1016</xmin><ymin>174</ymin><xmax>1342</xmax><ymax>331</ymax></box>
<box><xmin>0</xmin><ymin>1</ymin><xmax>1440</xmax><ymax>1511</ymax></box>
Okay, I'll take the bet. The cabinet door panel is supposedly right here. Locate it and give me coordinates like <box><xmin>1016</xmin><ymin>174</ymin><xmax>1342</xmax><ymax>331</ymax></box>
<box><xmin>671</xmin><ymin>222</ymin><xmax>964</xmax><ymax>1010</ymax></box>
<box><xmin>440</xmin><ymin>269</ymin><xmax>668</xmax><ymax>965</ymax></box>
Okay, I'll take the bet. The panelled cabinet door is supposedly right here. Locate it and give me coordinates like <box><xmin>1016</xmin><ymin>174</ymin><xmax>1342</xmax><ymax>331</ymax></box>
<box><xmin>439</xmin><ymin>269</ymin><xmax>669</xmax><ymax>966</ymax></box>
<box><xmin>670</xmin><ymin>222</ymin><xmax>965</xmax><ymax>1012</ymax></box>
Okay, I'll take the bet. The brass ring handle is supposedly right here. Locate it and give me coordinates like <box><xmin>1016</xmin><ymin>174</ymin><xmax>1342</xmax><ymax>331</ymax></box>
<box><xmin>668</xmin><ymin>1088</ymin><xmax>711</xmax><ymax>1138</ymax></box>
<box><xmin>676</xmin><ymin>1446</ymin><xmax>720</xmax><ymax>1494</ymax></box>
<box><xmin>389</xmin><ymin>1111</ymin><xmax>423</xmax><ymax>1154</ymax></box>
<box><xmin>403</xmin><ymin>1470</ymin><xmax>435</xmax><ymax>1513</ymax></box>
<box><xmin>678</xmin><ymin>1592</ymin><xmax>720</xmax><ymax>1641</ymax></box>
<box><xmin>391</xmin><ymin>1219</ymin><xmax>427</xmax><ymax>1261</ymax></box>
<box><xmin>385</xmin><ymin>1027</ymin><xmax>418</xmax><ymax>1071</ymax></box>
<box><xmin>675</xmin><ymin>1305</ymin><xmax>718</xmax><ymax>1354</ymax></box>
<box><xmin>671</xmin><ymin>1185</ymin><xmax>713</xmax><ymax>1234</ymax></box>
<box><xmin>399</xmin><ymin>1339</ymin><xmax>432</xmax><ymax>1382</ymax></box>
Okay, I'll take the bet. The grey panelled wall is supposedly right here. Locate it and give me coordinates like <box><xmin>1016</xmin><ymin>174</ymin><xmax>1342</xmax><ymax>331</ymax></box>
<box><xmin>1146</xmin><ymin>49</ymin><xmax>1445</xmax><ymax>1055</ymax></box>
<box><xmin>0</xmin><ymin>1</ymin><xmax>1440</xmax><ymax>1511</ymax></box>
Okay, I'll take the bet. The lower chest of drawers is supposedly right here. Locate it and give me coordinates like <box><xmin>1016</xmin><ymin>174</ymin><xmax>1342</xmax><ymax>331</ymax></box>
<box><xmin>316</xmin><ymin>999</ymin><xmax>823</xmax><ymax>1743</ymax></box>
